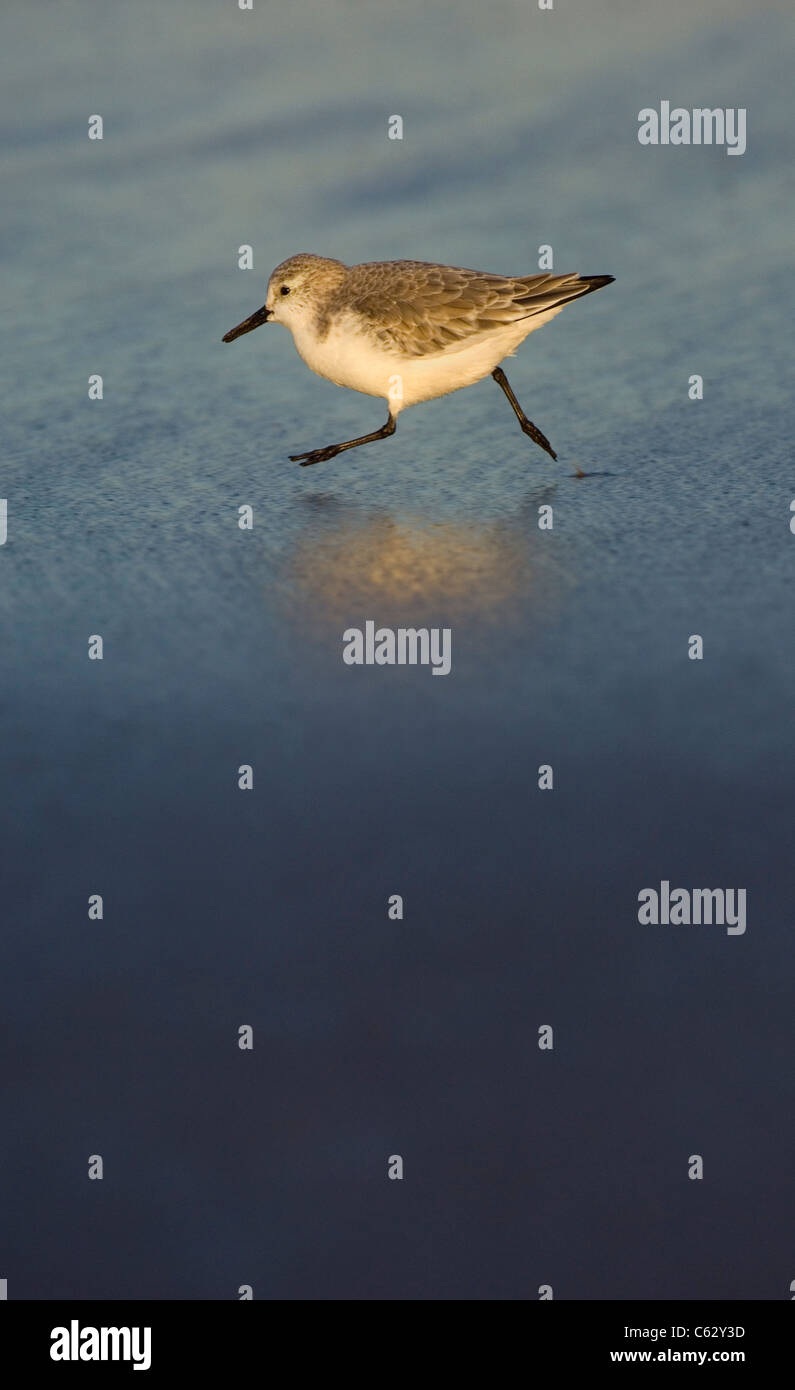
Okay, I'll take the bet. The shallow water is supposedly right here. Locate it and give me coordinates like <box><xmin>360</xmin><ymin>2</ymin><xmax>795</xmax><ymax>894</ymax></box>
<box><xmin>1</xmin><ymin>0</ymin><xmax>793</xmax><ymax>1298</ymax></box>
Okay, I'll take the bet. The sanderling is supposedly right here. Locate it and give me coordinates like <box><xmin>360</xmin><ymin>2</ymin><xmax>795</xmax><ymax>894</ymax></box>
<box><xmin>223</xmin><ymin>255</ymin><xmax>613</xmax><ymax>468</ymax></box>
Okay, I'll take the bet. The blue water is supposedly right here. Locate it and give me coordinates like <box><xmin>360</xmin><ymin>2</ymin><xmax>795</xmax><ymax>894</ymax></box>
<box><xmin>1</xmin><ymin>0</ymin><xmax>793</xmax><ymax>1298</ymax></box>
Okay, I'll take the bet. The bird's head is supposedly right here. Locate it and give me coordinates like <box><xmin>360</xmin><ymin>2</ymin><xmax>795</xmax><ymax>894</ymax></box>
<box><xmin>222</xmin><ymin>254</ymin><xmax>347</xmax><ymax>342</ymax></box>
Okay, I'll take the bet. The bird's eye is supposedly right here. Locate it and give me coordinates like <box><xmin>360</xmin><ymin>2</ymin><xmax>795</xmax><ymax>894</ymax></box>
<box><xmin>280</xmin><ymin>285</ymin><xmax>290</xmax><ymax>295</ymax></box>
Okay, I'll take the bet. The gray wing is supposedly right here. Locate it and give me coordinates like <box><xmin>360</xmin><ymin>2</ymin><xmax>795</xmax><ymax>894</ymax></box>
<box><xmin>333</xmin><ymin>260</ymin><xmax>608</xmax><ymax>356</ymax></box>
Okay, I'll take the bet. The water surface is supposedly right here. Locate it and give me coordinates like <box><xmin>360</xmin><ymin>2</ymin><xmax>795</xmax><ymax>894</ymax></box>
<box><xmin>1</xmin><ymin>0</ymin><xmax>793</xmax><ymax>1299</ymax></box>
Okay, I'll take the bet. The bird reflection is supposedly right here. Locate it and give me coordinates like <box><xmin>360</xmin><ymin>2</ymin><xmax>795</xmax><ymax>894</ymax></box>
<box><xmin>280</xmin><ymin>494</ymin><xmax>569</xmax><ymax>632</ymax></box>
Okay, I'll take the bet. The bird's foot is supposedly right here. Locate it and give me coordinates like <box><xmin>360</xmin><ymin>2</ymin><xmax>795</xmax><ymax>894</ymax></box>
<box><xmin>289</xmin><ymin>445</ymin><xmax>341</xmax><ymax>467</ymax></box>
<box><xmin>520</xmin><ymin>420</ymin><xmax>557</xmax><ymax>461</ymax></box>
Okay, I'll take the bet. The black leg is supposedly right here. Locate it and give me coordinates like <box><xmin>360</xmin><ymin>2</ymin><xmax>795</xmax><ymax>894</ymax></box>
<box><xmin>492</xmin><ymin>367</ymin><xmax>557</xmax><ymax>461</ymax></box>
<box><xmin>290</xmin><ymin>412</ymin><xmax>397</xmax><ymax>467</ymax></box>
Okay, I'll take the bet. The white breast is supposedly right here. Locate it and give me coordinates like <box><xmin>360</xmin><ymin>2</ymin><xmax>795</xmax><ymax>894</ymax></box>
<box><xmin>289</xmin><ymin>321</ymin><xmax>397</xmax><ymax>401</ymax></box>
<box><xmin>287</xmin><ymin>310</ymin><xmax>560</xmax><ymax>413</ymax></box>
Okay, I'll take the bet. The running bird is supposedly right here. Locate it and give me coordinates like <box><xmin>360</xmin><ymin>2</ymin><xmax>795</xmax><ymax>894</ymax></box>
<box><xmin>222</xmin><ymin>255</ymin><xmax>613</xmax><ymax>468</ymax></box>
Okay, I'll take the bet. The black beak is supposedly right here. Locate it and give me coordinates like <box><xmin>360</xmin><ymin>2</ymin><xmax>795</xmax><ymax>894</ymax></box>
<box><xmin>222</xmin><ymin>304</ymin><xmax>271</xmax><ymax>342</ymax></box>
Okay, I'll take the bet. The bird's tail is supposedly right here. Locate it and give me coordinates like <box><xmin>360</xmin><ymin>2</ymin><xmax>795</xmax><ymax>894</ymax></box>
<box><xmin>513</xmin><ymin>272</ymin><xmax>614</xmax><ymax>317</ymax></box>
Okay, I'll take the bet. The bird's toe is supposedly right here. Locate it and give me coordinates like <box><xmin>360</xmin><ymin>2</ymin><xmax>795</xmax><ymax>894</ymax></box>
<box><xmin>290</xmin><ymin>446</ymin><xmax>337</xmax><ymax>466</ymax></box>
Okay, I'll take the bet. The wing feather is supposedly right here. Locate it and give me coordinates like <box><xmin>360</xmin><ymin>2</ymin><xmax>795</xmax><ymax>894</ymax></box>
<box><xmin>328</xmin><ymin>261</ymin><xmax>605</xmax><ymax>356</ymax></box>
